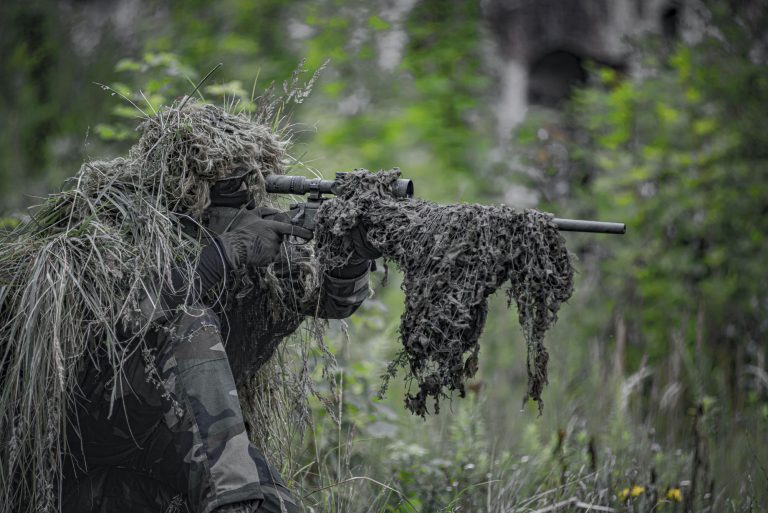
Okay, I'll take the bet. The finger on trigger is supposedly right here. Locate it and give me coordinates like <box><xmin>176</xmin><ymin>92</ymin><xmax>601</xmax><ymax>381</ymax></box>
<box><xmin>256</xmin><ymin>207</ymin><xmax>281</xmax><ymax>218</ymax></box>
<box><xmin>266</xmin><ymin>220</ymin><xmax>314</xmax><ymax>241</ymax></box>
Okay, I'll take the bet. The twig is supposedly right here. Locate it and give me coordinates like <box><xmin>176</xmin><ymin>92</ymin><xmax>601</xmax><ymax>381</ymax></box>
<box><xmin>530</xmin><ymin>497</ymin><xmax>577</xmax><ymax>513</ymax></box>
<box><xmin>574</xmin><ymin>501</ymin><xmax>615</xmax><ymax>512</ymax></box>
<box><xmin>530</xmin><ymin>497</ymin><xmax>615</xmax><ymax>513</ymax></box>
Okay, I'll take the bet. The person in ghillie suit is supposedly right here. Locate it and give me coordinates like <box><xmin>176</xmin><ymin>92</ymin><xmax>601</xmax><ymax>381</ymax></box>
<box><xmin>0</xmin><ymin>100</ymin><xmax>379</xmax><ymax>513</ymax></box>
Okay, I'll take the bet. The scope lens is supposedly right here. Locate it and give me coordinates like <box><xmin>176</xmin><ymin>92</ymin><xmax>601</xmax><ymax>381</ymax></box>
<box><xmin>396</xmin><ymin>179</ymin><xmax>414</xmax><ymax>198</ymax></box>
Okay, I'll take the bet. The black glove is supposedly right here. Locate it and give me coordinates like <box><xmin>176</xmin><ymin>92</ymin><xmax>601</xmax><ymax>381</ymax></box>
<box><xmin>321</xmin><ymin>223</ymin><xmax>381</xmax><ymax>280</ymax></box>
<box><xmin>348</xmin><ymin>223</ymin><xmax>382</xmax><ymax>264</ymax></box>
<box><xmin>218</xmin><ymin>207</ymin><xmax>313</xmax><ymax>271</ymax></box>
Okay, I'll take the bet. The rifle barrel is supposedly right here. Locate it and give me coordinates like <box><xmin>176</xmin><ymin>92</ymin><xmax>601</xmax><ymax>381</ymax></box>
<box><xmin>553</xmin><ymin>218</ymin><xmax>626</xmax><ymax>234</ymax></box>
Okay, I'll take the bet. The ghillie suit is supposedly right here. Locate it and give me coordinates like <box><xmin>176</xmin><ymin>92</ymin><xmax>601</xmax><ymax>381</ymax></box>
<box><xmin>0</xmin><ymin>98</ymin><xmax>365</xmax><ymax>513</ymax></box>
<box><xmin>314</xmin><ymin>170</ymin><xmax>574</xmax><ymax>416</ymax></box>
<box><xmin>0</xmin><ymin>95</ymin><xmax>573</xmax><ymax>512</ymax></box>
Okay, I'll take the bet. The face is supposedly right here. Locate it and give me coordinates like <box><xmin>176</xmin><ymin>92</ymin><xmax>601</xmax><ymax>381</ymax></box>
<box><xmin>204</xmin><ymin>167</ymin><xmax>254</xmax><ymax>234</ymax></box>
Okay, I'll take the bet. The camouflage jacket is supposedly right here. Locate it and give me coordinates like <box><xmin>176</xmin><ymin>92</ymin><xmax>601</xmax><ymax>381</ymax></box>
<box><xmin>63</xmin><ymin>262</ymin><xmax>371</xmax><ymax>513</ymax></box>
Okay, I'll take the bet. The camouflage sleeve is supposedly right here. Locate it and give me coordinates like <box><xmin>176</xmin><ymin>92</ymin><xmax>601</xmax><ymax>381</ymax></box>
<box><xmin>268</xmin><ymin>241</ymin><xmax>372</xmax><ymax>320</ymax></box>
<box><xmin>301</xmin><ymin>260</ymin><xmax>372</xmax><ymax>319</ymax></box>
<box><xmin>158</xmin><ymin>307</ymin><xmax>299</xmax><ymax>513</ymax></box>
<box><xmin>62</xmin><ymin>304</ymin><xmax>300</xmax><ymax>513</ymax></box>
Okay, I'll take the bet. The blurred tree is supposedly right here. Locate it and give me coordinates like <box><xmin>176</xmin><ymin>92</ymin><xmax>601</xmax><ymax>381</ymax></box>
<box><xmin>515</xmin><ymin>0</ymin><xmax>768</xmax><ymax>429</ymax></box>
<box><xmin>297</xmin><ymin>0</ymin><xmax>493</xmax><ymax>202</ymax></box>
<box><xmin>0</xmin><ymin>1</ymin><xmax>127</xmax><ymax>207</ymax></box>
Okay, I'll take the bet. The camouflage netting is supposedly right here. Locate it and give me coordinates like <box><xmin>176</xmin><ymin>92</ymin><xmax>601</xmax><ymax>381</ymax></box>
<box><xmin>314</xmin><ymin>169</ymin><xmax>574</xmax><ymax>416</ymax></box>
<box><xmin>0</xmin><ymin>99</ymin><xmax>300</xmax><ymax>513</ymax></box>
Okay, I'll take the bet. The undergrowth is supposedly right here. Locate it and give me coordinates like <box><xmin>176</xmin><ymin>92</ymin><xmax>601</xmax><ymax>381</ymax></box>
<box><xmin>276</xmin><ymin>327</ymin><xmax>765</xmax><ymax>513</ymax></box>
<box><xmin>270</xmin><ymin>277</ymin><xmax>766</xmax><ymax>513</ymax></box>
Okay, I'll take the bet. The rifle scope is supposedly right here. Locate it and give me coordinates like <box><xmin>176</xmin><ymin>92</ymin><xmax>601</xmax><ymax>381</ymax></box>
<box><xmin>265</xmin><ymin>174</ymin><xmax>414</xmax><ymax>199</ymax></box>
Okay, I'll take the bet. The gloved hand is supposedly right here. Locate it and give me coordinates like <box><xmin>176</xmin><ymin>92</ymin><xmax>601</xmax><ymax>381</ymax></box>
<box><xmin>347</xmin><ymin>223</ymin><xmax>382</xmax><ymax>264</ymax></box>
<box><xmin>217</xmin><ymin>207</ymin><xmax>313</xmax><ymax>271</ymax></box>
<box><xmin>282</xmin><ymin>204</ymin><xmax>381</xmax><ymax>264</ymax></box>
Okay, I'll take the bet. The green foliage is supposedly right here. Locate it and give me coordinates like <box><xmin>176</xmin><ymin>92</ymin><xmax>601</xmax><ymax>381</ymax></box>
<box><xmin>510</xmin><ymin>3</ymin><xmax>768</xmax><ymax>506</ymax></box>
<box><xmin>93</xmin><ymin>52</ymin><xmax>202</xmax><ymax>143</ymax></box>
<box><xmin>0</xmin><ymin>1</ymin><xmax>128</xmax><ymax>208</ymax></box>
<box><xmin>298</xmin><ymin>0</ymin><xmax>492</xmax><ymax>202</ymax></box>
<box><xmin>569</xmin><ymin>21</ymin><xmax>768</xmax><ymax>383</ymax></box>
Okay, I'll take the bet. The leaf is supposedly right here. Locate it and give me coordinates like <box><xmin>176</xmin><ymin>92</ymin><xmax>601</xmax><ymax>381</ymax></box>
<box><xmin>368</xmin><ymin>15</ymin><xmax>390</xmax><ymax>31</ymax></box>
<box><xmin>115</xmin><ymin>58</ymin><xmax>141</xmax><ymax>72</ymax></box>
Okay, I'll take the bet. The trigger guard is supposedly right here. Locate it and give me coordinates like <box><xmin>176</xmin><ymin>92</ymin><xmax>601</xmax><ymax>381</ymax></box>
<box><xmin>288</xmin><ymin>204</ymin><xmax>305</xmax><ymax>225</ymax></box>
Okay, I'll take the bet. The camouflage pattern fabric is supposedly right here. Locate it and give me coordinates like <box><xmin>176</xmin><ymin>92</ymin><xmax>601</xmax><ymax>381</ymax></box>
<box><xmin>62</xmin><ymin>266</ymin><xmax>370</xmax><ymax>513</ymax></box>
<box><xmin>222</xmin><ymin>270</ymin><xmax>372</xmax><ymax>385</ymax></box>
<box><xmin>62</xmin><ymin>307</ymin><xmax>298</xmax><ymax>513</ymax></box>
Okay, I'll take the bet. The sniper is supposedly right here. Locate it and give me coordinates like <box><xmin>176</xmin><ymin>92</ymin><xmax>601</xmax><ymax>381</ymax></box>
<box><xmin>0</xmin><ymin>101</ymin><xmax>380</xmax><ymax>513</ymax></box>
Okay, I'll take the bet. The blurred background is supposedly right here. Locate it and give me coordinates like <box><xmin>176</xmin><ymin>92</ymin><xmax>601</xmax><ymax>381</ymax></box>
<box><xmin>1</xmin><ymin>0</ymin><xmax>767</xmax><ymax>511</ymax></box>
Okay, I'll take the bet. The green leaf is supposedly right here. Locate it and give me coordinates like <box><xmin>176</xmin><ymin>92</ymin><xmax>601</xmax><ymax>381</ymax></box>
<box><xmin>94</xmin><ymin>123</ymin><xmax>135</xmax><ymax>141</ymax></box>
<box><xmin>368</xmin><ymin>15</ymin><xmax>390</xmax><ymax>31</ymax></box>
<box><xmin>115</xmin><ymin>58</ymin><xmax>141</xmax><ymax>72</ymax></box>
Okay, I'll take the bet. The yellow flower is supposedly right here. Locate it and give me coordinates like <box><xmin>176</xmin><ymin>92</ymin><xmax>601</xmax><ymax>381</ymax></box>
<box><xmin>618</xmin><ymin>485</ymin><xmax>645</xmax><ymax>501</ymax></box>
<box><xmin>666</xmin><ymin>488</ymin><xmax>682</xmax><ymax>502</ymax></box>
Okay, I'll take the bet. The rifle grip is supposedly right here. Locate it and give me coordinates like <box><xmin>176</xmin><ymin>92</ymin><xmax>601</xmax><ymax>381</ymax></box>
<box><xmin>288</xmin><ymin>202</ymin><xmax>320</xmax><ymax>232</ymax></box>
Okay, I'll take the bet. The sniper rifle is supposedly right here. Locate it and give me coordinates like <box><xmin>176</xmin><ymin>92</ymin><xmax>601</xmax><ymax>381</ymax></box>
<box><xmin>266</xmin><ymin>172</ymin><xmax>626</xmax><ymax>235</ymax></box>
